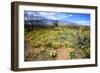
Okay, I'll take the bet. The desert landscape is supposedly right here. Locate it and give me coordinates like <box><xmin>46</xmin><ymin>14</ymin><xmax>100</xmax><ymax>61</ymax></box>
<box><xmin>24</xmin><ymin>11</ymin><xmax>90</xmax><ymax>61</ymax></box>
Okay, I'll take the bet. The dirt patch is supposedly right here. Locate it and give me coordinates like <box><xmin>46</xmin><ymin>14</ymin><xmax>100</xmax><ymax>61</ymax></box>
<box><xmin>25</xmin><ymin>47</ymin><xmax>75</xmax><ymax>61</ymax></box>
<box><xmin>55</xmin><ymin>47</ymin><xmax>70</xmax><ymax>60</ymax></box>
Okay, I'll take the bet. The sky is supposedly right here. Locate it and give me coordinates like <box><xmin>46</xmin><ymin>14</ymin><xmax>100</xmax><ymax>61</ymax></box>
<box><xmin>24</xmin><ymin>11</ymin><xmax>90</xmax><ymax>26</ymax></box>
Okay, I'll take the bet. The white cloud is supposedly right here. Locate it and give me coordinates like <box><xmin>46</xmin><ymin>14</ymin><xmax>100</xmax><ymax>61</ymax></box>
<box><xmin>39</xmin><ymin>12</ymin><xmax>57</xmax><ymax>20</ymax></box>
<box><xmin>39</xmin><ymin>12</ymin><xmax>56</xmax><ymax>16</ymax></box>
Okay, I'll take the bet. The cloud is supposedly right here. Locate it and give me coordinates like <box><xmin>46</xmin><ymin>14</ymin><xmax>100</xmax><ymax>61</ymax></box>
<box><xmin>39</xmin><ymin>12</ymin><xmax>56</xmax><ymax>16</ymax></box>
<box><xmin>39</xmin><ymin>12</ymin><xmax>57</xmax><ymax>20</ymax></box>
<box><xmin>39</xmin><ymin>12</ymin><xmax>73</xmax><ymax>21</ymax></box>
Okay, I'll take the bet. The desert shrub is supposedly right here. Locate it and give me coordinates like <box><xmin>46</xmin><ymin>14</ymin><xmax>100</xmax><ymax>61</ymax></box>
<box><xmin>75</xmin><ymin>27</ymin><xmax>90</xmax><ymax>58</ymax></box>
<box><xmin>24</xmin><ymin>26</ymin><xmax>90</xmax><ymax>60</ymax></box>
<box><xmin>69</xmin><ymin>50</ymin><xmax>77</xmax><ymax>59</ymax></box>
<box><xmin>64</xmin><ymin>26</ymin><xmax>90</xmax><ymax>59</ymax></box>
<box><xmin>45</xmin><ymin>42</ymin><xmax>53</xmax><ymax>48</ymax></box>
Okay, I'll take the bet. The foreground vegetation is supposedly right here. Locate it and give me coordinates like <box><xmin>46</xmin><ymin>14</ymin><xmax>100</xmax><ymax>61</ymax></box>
<box><xmin>24</xmin><ymin>26</ymin><xmax>90</xmax><ymax>61</ymax></box>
